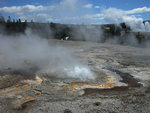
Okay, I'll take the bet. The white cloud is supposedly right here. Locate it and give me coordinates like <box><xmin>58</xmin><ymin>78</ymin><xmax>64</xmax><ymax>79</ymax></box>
<box><xmin>83</xmin><ymin>14</ymin><xmax>103</xmax><ymax>20</ymax></box>
<box><xmin>0</xmin><ymin>0</ymin><xmax>78</xmax><ymax>22</ymax></box>
<box><xmin>19</xmin><ymin>13</ymin><xmax>53</xmax><ymax>22</ymax></box>
<box><xmin>126</xmin><ymin>7</ymin><xmax>150</xmax><ymax>14</ymax></box>
<box><xmin>101</xmin><ymin>7</ymin><xmax>150</xmax><ymax>24</ymax></box>
<box><xmin>0</xmin><ymin>5</ymin><xmax>46</xmax><ymax>14</ymax></box>
<box><xmin>83</xmin><ymin>4</ymin><xmax>93</xmax><ymax>8</ymax></box>
<box><xmin>0</xmin><ymin>0</ymin><xmax>150</xmax><ymax>26</ymax></box>
<box><xmin>53</xmin><ymin>13</ymin><xmax>103</xmax><ymax>24</ymax></box>
<box><xmin>101</xmin><ymin>7</ymin><xmax>150</xmax><ymax>32</ymax></box>
<box><xmin>0</xmin><ymin>0</ymin><xmax>78</xmax><ymax>14</ymax></box>
<box><xmin>102</xmin><ymin>8</ymin><xmax>124</xmax><ymax>23</ymax></box>
<box><xmin>59</xmin><ymin>0</ymin><xmax>78</xmax><ymax>11</ymax></box>
<box><xmin>95</xmin><ymin>6</ymin><xmax>100</xmax><ymax>9</ymax></box>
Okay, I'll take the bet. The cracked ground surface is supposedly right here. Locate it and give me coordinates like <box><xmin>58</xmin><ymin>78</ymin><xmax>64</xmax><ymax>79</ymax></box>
<box><xmin>0</xmin><ymin>40</ymin><xmax>150</xmax><ymax>113</ymax></box>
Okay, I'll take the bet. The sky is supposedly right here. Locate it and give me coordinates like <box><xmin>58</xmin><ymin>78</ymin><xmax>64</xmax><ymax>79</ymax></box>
<box><xmin>0</xmin><ymin>0</ymin><xmax>150</xmax><ymax>24</ymax></box>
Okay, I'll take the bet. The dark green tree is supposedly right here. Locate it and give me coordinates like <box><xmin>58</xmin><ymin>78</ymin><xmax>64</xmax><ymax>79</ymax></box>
<box><xmin>13</xmin><ymin>19</ymin><xmax>15</xmax><ymax>23</ymax></box>
<box><xmin>25</xmin><ymin>19</ymin><xmax>27</xmax><ymax>23</ymax></box>
<box><xmin>7</xmin><ymin>16</ymin><xmax>11</xmax><ymax>23</ymax></box>
<box><xmin>0</xmin><ymin>16</ymin><xmax>5</xmax><ymax>23</ymax></box>
<box><xmin>18</xmin><ymin>18</ymin><xmax>21</xmax><ymax>23</ymax></box>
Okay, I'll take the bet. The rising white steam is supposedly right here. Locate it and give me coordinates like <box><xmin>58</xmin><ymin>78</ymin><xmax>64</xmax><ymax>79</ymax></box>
<box><xmin>64</xmin><ymin>66</ymin><xmax>94</xmax><ymax>80</ymax></box>
<box><xmin>0</xmin><ymin>29</ymin><xmax>94</xmax><ymax>80</ymax></box>
<box><xmin>102</xmin><ymin>7</ymin><xmax>150</xmax><ymax>32</ymax></box>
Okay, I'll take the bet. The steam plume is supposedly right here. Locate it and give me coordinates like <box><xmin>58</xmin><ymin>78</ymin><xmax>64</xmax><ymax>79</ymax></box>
<box><xmin>0</xmin><ymin>29</ymin><xmax>94</xmax><ymax>80</ymax></box>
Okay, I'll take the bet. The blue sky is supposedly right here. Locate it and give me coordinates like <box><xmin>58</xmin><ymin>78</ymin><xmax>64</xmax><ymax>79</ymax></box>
<box><xmin>0</xmin><ymin>0</ymin><xmax>150</xmax><ymax>24</ymax></box>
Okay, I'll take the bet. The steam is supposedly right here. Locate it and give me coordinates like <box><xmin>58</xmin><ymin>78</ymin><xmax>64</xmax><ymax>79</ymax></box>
<box><xmin>64</xmin><ymin>66</ymin><xmax>94</xmax><ymax>80</ymax></box>
<box><xmin>102</xmin><ymin>7</ymin><xmax>150</xmax><ymax>32</ymax></box>
<box><xmin>0</xmin><ymin>29</ymin><xmax>94</xmax><ymax>80</ymax></box>
<box><xmin>71</xmin><ymin>25</ymin><xmax>103</xmax><ymax>42</ymax></box>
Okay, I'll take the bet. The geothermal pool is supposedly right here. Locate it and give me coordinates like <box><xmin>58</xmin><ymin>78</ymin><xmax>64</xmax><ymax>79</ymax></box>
<box><xmin>0</xmin><ymin>39</ymin><xmax>150</xmax><ymax>113</ymax></box>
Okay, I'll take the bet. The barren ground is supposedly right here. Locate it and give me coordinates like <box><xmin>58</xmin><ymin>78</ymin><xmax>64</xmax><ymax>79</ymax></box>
<box><xmin>0</xmin><ymin>40</ymin><xmax>150</xmax><ymax>113</ymax></box>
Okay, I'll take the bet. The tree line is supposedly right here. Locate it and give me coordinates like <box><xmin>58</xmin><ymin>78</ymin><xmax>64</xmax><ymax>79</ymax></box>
<box><xmin>1</xmin><ymin>15</ymin><xmax>148</xmax><ymax>44</ymax></box>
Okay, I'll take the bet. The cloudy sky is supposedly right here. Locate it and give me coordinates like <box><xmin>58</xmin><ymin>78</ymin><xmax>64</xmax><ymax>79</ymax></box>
<box><xmin>0</xmin><ymin>0</ymin><xmax>150</xmax><ymax>24</ymax></box>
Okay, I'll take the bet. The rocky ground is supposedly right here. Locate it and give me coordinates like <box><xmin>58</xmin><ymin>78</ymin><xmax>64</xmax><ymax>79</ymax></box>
<box><xmin>0</xmin><ymin>40</ymin><xmax>150</xmax><ymax>113</ymax></box>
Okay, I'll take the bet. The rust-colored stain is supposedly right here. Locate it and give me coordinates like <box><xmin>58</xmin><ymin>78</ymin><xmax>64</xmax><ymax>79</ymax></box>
<box><xmin>0</xmin><ymin>76</ymin><xmax>46</xmax><ymax>97</ymax></box>
<box><xmin>32</xmin><ymin>89</ymin><xmax>42</xmax><ymax>95</ymax></box>
<box><xmin>67</xmin><ymin>84</ymin><xmax>79</xmax><ymax>92</ymax></box>
<box><xmin>35</xmin><ymin>76</ymin><xmax>43</xmax><ymax>84</ymax></box>
<box><xmin>23</xmin><ymin>76</ymin><xmax>46</xmax><ymax>85</ymax></box>
<box><xmin>16</xmin><ymin>96</ymin><xmax>35</xmax><ymax>104</ymax></box>
<box><xmin>67</xmin><ymin>76</ymin><xmax>118</xmax><ymax>91</ymax></box>
<box><xmin>117</xmin><ymin>53</ymin><xmax>121</xmax><ymax>57</ymax></box>
<box><xmin>0</xmin><ymin>87</ymin><xmax>31</xmax><ymax>96</ymax></box>
<box><xmin>67</xmin><ymin>83</ymin><xmax>118</xmax><ymax>91</ymax></box>
<box><xmin>107</xmin><ymin>76</ymin><xmax>116</xmax><ymax>83</ymax></box>
<box><xmin>102</xmin><ymin>48</ymin><xmax>109</xmax><ymax>51</ymax></box>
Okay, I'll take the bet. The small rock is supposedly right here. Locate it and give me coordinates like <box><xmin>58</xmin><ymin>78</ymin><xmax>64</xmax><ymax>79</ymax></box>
<box><xmin>93</xmin><ymin>102</ymin><xmax>101</xmax><ymax>106</ymax></box>
<box><xmin>64</xmin><ymin>109</ymin><xmax>72</xmax><ymax>113</ymax></box>
<box><xmin>11</xmin><ymin>102</ymin><xmax>26</xmax><ymax>110</ymax></box>
<box><xmin>145</xmin><ymin>86</ymin><xmax>150</xmax><ymax>93</ymax></box>
<box><xmin>77</xmin><ymin>90</ymin><xmax>85</xmax><ymax>96</ymax></box>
